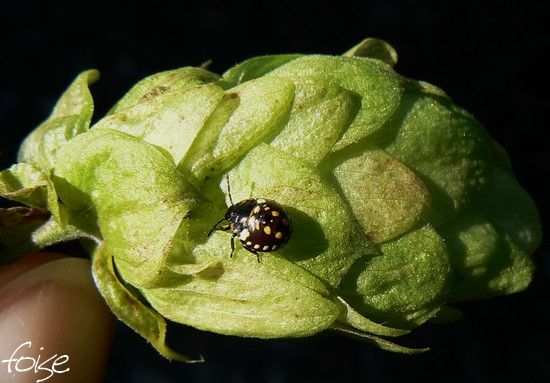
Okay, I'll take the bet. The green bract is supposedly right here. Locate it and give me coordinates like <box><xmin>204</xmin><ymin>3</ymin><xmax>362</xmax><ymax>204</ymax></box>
<box><xmin>0</xmin><ymin>38</ymin><xmax>541</xmax><ymax>360</ymax></box>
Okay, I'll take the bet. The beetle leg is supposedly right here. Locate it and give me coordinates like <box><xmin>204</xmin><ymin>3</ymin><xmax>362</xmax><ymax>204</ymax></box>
<box><xmin>230</xmin><ymin>234</ymin><xmax>235</xmax><ymax>258</ymax></box>
<box><xmin>207</xmin><ymin>218</ymin><xmax>229</xmax><ymax>237</ymax></box>
<box><xmin>248</xmin><ymin>249</ymin><xmax>260</xmax><ymax>263</ymax></box>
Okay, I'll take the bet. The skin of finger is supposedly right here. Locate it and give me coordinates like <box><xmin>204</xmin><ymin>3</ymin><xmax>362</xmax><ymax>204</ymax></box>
<box><xmin>0</xmin><ymin>253</ymin><xmax>66</xmax><ymax>288</ymax></box>
<box><xmin>0</xmin><ymin>254</ymin><xmax>114</xmax><ymax>383</ymax></box>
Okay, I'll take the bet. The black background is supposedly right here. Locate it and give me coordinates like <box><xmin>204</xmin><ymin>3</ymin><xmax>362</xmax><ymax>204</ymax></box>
<box><xmin>1</xmin><ymin>1</ymin><xmax>548</xmax><ymax>382</ymax></box>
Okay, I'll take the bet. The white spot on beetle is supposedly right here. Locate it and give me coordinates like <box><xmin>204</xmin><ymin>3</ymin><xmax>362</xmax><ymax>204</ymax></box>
<box><xmin>239</xmin><ymin>229</ymin><xmax>250</xmax><ymax>240</ymax></box>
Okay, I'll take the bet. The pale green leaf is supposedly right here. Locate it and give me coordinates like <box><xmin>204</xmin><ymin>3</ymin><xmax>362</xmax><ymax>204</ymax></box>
<box><xmin>332</xmin><ymin>148</ymin><xmax>431</xmax><ymax>242</ymax></box>
<box><xmin>222</xmin><ymin>54</ymin><xmax>303</xmax><ymax>86</ymax></box>
<box><xmin>0</xmin><ymin>163</ymin><xmax>49</xmax><ymax>209</ymax></box>
<box><xmin>334</xmin><ymin>296</ymin><xmax>409</xmax><ymax>337</ymax></box>
<box><xmin>0</xmin><ymin>163</ymin><xmax>64</xmax><ymax>225</ymax></box>
<box><xmin>52</xmin><ymin>128</ymin><xmax>200</xmax><ymax>288</ymax></box>
<box><xmin>440</xmin><ymin>167</ymin><xmax>539</xmax><ymax>301</ymax></box>
<box><xmin>269</xmin><ymin>55</ymin><xmax>403</xmax><ymax>150</ymax></box>
<box><xmin>18</xmin><ymin>70</ymin><xmax>99</xmax><ymax>169</ymax></box>
<box><xmin>343</xmin><ymin>37</ymin><xmax>398</xmax><ymax>67</ymax></box>
<box><xmin>95</xmin><ymin>83</ymin><xmax>225</xmax><ymax>165</ymax></box>
<box><xmin>92</xmin><ymin>243</ymin><xmax>203</xmax><ymax>362</ymax></box>
<box><xmin>271</xmin><ymin>77</ymin><xmax>354</xmax><ymax>165</ymax></box>
<box><xmin>381</xmin><ymin>91</ymin><xmax>494</xmax><ymax>226</ymax></box>
<box><xmin>181</xmin><ymin>76</ymin><xmax>295</xmax><ymax>185</ymax></box>
<box><xmin>341</xmin><ymin>225</ymin><xmax>451</xmax><ymax>328</ymax></box>
<box><xmin>109</xmin><ymin>67</ymin><xmax>220</xmax><ymax>114</ymax></box>
<box><xmin>143</xmin><ymin>234</ymin><xmax>339</xmax><ymax>338</ymax></box>
<box><xmin>331</xmin><ymin>324</ymin><xmax>428</xmax><ymax>354</ymax></box>
<box><xmin>477</xmin><ymin>167</ymin><xmax>541</xmax><ymax>254</ymax></box>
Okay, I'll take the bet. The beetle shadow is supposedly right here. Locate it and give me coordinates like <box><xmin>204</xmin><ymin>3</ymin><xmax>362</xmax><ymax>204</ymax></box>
<box><xmin>279</xmin><ymin>206</ymin><xmax>328</xmax><ymax>261</ymax></box>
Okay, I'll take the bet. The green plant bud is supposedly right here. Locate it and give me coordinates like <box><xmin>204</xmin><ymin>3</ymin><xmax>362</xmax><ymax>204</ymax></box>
<box><xmin>0</xmin><ymin>38</ymin><xmax>541</xmax><ymax>361</ymax></box>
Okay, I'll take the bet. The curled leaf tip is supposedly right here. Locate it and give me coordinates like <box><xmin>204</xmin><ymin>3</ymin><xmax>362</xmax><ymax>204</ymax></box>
<box><xmin>343</xmin><ymin>37</ymin><xmax>399</xmax><ymax>67</ymax></box>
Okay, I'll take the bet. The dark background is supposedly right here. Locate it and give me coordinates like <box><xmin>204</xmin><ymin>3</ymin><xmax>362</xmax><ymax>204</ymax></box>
<box><xmin>1</xmin><ymin>1</ymin><xmax>548</xmax><ymax>382</ymax></box>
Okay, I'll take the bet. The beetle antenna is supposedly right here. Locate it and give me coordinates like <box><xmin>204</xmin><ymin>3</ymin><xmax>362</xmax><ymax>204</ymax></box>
<box><xmin>226</xmin><ymin>173</ymin><xmax>234</xmax><ymax>205</ymax></box>
<box><xmin>208</xmin><ymin>218</ymin><xmax>227</xmax><ymax>237</ymax></box>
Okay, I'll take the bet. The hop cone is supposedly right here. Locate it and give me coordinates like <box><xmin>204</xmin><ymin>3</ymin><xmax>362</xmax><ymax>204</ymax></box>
<box><xmin>0</xmin><ymin>38</ymin><xmax>541</xmax><ymax>360</ymax></box>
